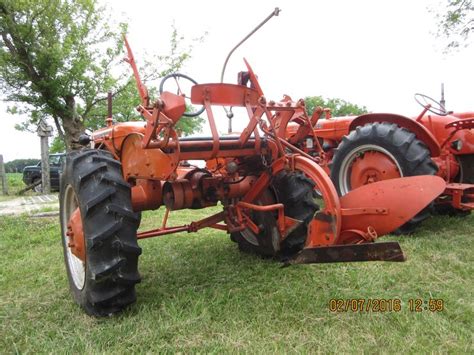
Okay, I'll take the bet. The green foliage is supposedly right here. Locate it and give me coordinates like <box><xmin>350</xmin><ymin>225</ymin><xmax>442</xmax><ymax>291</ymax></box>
<box><xmin>176</xmin><ymin>114</ymin><xmax>205</xmax><ymax>137</ymax></box>
<box><xmin>304</xmin><ymin>96</ymin><xmax>368</xmax><ymax>117</ymax></box>
<box><xmin>436</xmin><ymin>0</ymin><xmax>473</xmax><ymax>49</ymax></box>
<box><xmin>0</xmin><ymin>173</ymin><xmax>27</xmax><ymax>200</ymax></box>
<box><xmin>84</xmin><ymin>26</ymin><xmax>204</xmax><ymax>133</ymax></box>
<box><xmin>49</xmin><ymin>135</ymin><xmax>66</xmax><ymax>154</ymax></box>
<box><xmin>0</xmin><ymin>0</ymin><xmax>203</xmax><ymax>149</ymax></box>
<box><xmin>4</xmin><ymin>159</ymin><xmax>39</xmax><ymax>173</ymax></box>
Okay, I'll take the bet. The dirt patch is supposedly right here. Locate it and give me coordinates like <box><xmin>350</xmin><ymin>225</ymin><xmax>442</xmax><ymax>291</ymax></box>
<box><xmin>0</xmin><ymin>194</ymin><xmax>59</xmax><ymax>216</ymax></box>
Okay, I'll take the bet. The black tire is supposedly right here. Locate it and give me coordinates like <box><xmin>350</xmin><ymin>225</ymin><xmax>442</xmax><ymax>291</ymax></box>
<box><xmin>330</xmin><ymin>122</ymin><xmax>438</xmax><ymax>234</ymax></box>
<box><xmin>273</xmin><ymin>171</ymin><xmax>320</xmax><ymax>254</ymax></box>
<box><xmin>230</xmin><ymin>189</ymin><xmax>280</xmax><ymax>257</ymax></box>
<box><xmin>33</xmin><ymin>178</ymin><xmax>42</xmax><ymax>193</ymax></box>
<box><xmin>60</xmin><ymin>149</ymin><xmax>142</xmax><ymax>316</ymax></box>
<box><xmin>230</xmin><ymin>171</ymin><xmax>319</xmax><ymax>257</ymax></box>
<box><xmin>435</xmin><ymin>154</ymin><xmax>474</xmax><ymax>217</ymax></box>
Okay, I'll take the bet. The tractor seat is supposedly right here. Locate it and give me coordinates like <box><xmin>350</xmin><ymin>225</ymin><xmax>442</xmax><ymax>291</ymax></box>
<box><xmin>191</xmin><ymin>83</ymin><xmax>259</xmax><ymax>107</ymax></box>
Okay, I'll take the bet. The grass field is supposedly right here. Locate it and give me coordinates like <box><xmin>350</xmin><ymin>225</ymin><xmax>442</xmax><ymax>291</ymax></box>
<box><xmin>0</xmin><ymin>207</ymin><xmax>473</xmax><ymax>353</ymax></box>
<box><xmin>0</xmin><ymin>173</ymin><xmax>36</xmax><ymax>202</ymax></box>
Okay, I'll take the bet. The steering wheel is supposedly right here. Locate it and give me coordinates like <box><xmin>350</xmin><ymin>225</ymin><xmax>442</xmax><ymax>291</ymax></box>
<box><xmin>414</xmin><ymin>93</ymin><xmax>448</xmax><ymax>116</ymax></box>
<box><xmin>159</xmin><ymin>73</ymin><xmax>205</xmax><ymax>117</ymax></box>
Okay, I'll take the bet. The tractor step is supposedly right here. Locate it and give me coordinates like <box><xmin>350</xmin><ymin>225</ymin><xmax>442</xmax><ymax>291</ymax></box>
<box><xmin>444</xmin><ymin>183</ymin><xmax>474</xmax><ymax>210</ymax></box>
<box><xmin>284</xmin><ymin>242</ymin><xmax>406</xmax><ymax>266</ymax></box>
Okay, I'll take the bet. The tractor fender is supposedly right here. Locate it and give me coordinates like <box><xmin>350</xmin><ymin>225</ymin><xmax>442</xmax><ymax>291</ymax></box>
<box><xmin>348</xmin><ymin>113</ymin><xmax>441</xmax><ymax>157</ymax></box>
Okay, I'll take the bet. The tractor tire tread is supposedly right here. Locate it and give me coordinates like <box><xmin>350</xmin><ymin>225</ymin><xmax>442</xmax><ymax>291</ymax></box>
<box><xmin>78</xmin><ymin>163</ymin><xmax>108</xmax><ymax>186</ymax></box>
<box><xmin>84</xmin><ymin>187</ymin><xmax>116</xmax><ymax>215</ymax></box>
<box><xmin>60</xmin><ymin>149</ymin><xmax>141</xmax><ymax>317</ymax></box>
<box><xmin>89</xmin><ymin>220</ymin><xmax>123</xmax><ymax>249</ymax></box>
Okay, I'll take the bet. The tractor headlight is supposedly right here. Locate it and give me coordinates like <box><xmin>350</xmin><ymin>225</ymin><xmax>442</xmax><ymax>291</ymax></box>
<box><xmin>451</xmin><ymin>139</ymin><xmax>463</xmax><ymax>151</ymax></box>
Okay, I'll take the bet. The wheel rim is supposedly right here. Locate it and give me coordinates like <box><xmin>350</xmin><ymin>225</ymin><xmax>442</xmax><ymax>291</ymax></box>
<box><xmin>62</xmin><ymin>185</ymin><xmax>85</xmax><ymax>290</ymax></box>
<box><xmin>241</xmin><ymin>229</ymin><xmax>259</xmax><ymax>246</ymax></box>
<box><xmin>239</xmin><ymin>189</ymin><xmax>279</xmax><ymax>248</ymax></box>
<box><xmin>339</xmin><ymin>144</ymin><xmax>402</xmax><ymax>195</ymax></box>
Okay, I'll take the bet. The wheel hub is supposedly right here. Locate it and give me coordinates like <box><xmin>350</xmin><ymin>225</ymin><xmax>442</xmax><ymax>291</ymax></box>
<box><xmin>67</xmin><ymin>207</ymin><xmax>85</xmax><ymax>261</ymax></box>
<box><xmin>350</xmin><ymin>151</ymin><xmax>401</xmax><ymax>189</ymax></box>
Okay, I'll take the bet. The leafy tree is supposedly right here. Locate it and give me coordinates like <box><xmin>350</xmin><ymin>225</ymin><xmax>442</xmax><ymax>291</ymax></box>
<box><xmin>304</xmin><ymin>96</ymin><xmax>368</xmax><ymax>117</ymax></box>
<box><xmin>0</xmin><ymin>0</ymin><xmax>203</xmax><ymax>150</ymax></box>
<box><xmin>436</xmin><ymin>0</ymin><xmax>473</xmax><ymax>49</ymax></box>
<box><xmin>4</xmin><ymin>158</ymin><xmax>39</xmax><ymax>173</ymax></box>
<box><xmin>49</xmin><ymin>135</ymin><xmax>66</xmax><ymax>154</ymax></box>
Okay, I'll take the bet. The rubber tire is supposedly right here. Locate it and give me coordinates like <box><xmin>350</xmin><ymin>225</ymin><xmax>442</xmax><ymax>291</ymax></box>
<box><xmin>33</xmin><ymin>178</ymin><xmax>42</xmax><ymax>193</ymax></box>
<box><xmin>273</xmin><ymin>171</ymin><xmax>320</xmax><ymax>254</ymax></box>
<box><xmin>230</xmin><ymin>189</ymin><xmax>280</xmax><ymax>257</ymax></box>
<box><xmin>60</xmin><ymin>149</ymin><xmax>142</xmax><ymax>316</ymax></box>
<box><xmin>330</xmin><ymin>122</ymin><xmax>438</xmax><ymax>234</ymax></box>
<box><xmin>435</xmin><ymin>154</ymin><xmax>474</xmax><ymax>217</ymax></box>
<box><xmin>230</xmin><ymin>171</ymin><xmax>319</xmax><ymax>257</ymax></box>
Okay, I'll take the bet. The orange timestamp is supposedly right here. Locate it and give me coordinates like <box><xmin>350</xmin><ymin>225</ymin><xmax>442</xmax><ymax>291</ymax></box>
<box><xmin>328</xmin><ymin>298</ymin><xmax>444</xmax><ymax>313</ymax></box>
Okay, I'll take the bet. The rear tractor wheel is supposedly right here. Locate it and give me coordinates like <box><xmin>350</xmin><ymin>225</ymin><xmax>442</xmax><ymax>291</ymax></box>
<box><xmin>331</xmin><ymin>122</ymin><xmax>438</xmax><ymax>234</ymax></box>
<box><xmin>230</xmin><ymin>171</ymin><xmax>319</xmax><ymax>258</ymax></box>
<box><xmin>60</xmin><ymin>149</ymin><xmax>142</xmax><ymax>316</ymax></box>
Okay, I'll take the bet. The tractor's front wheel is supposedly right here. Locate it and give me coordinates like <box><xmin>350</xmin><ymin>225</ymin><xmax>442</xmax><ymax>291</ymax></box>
<box><xmin>60</xmin><ymin>149</ymin><xmax>141</xmax><ymax>316</ymax></box>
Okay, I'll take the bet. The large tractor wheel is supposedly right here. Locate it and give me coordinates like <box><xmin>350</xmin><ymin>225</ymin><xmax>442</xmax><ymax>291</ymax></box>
<box><xmin>60</xmin><ymin>149</ymin><xmax>142</xmax><ymax>316</ymax></box>
<box><xmin>331</xmin><ymin>122</ymin><xmax>438</xmax><ymax>234</ymax></box>
<box><xmin>231</xmin><ymin>171</ymin><xmax>319</xmax><ymax>257</ymax></box>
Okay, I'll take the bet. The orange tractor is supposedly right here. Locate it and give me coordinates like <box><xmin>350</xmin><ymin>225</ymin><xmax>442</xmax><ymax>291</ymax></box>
<box><xmin>286</xmin><ymin>95</ymin><xmax>474</xmax><ymax>232</ymax></box>
<box><xmin>59</xmin><ymin>36</ymin><xmax>448</xmax><ymax>316</ymax></box>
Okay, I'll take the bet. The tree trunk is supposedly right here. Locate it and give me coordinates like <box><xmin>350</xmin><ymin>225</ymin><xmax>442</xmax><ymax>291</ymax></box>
<box><xmin>62</xmin><ymin>95</ymin><xmax>86</xmax><ymax>151</ymax></box>
<box><xmin>62</xmin><ymin>117</ymin><xmax>85</xmax><ymax>151</ymax></box>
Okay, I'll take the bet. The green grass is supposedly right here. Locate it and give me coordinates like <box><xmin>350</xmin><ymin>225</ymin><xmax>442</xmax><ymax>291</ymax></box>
<box><xmin>0</xmin><ymin>208</ymin><xmax>473</xmax><ymax>353</ymax></box>
<box><xmin>0</xmin><ymin>173</ymin><xmax>37</xmax><ymax>201</ymax></box>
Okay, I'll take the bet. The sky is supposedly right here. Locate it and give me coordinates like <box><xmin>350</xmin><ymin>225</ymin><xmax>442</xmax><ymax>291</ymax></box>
<box><xmin>0</xmin><ymin>0</ymin><xmax>473</xmax><ymax>162</ymax></box>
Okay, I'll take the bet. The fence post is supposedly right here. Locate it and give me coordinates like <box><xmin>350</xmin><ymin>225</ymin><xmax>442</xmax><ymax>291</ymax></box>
<box><xmin>37</xmin><ymin>121</ymin><xmax>53</xmax><ymax>194</ymax></box>
<box><xmin>0</xmin><ymin>154</ymin><xmax>8</xmax><ymax>195</ymax></box>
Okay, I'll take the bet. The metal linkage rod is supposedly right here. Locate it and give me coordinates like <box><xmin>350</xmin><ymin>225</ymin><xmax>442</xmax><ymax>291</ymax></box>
<box><xmin>220</xmin><ymin>7</ymin><xmax>281</xmax><ymax>83</ymax></box>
